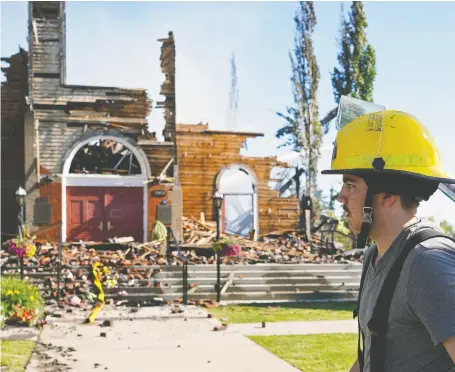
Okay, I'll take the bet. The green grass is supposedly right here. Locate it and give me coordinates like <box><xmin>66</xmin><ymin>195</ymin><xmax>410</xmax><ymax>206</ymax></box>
<box><xmin>205</xmin><ymin>302</ymin><xmax>356</xmax><ymax>324</ymax></box>
<box><xmin>1</xmin><ymin>340</ymin><xmax>36</xmax><ymax>372</ymax></box>
<box><xmin>249</xmin><ymin>333</ymin><xmax>357</xmax><ymax>372</ymax></box>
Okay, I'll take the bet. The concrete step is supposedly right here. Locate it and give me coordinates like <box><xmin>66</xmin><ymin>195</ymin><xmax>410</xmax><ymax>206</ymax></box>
<box><xmin>105</xmin><ymin>290</ymin><xmax>359</xmax><ymax>302</ymax></box>
<box><xmin>25</xmin><ymin>270</ymin><xmax>360</xmax><ymax>282</ymax></box>
<box><xmin>125</xmin><ymin>276</ymin><xmax>361</xmax><ymax>286</ymax></box>
<box><xmin>3</xmin><ymin>265</ymin><xmax>362</xmax><ymax>276</ymax></box>
<box><xmin>106</xmin><ymin>263</ymin><xmax>362</xmax><ymax>273</ymax></box>
<box><xmin>3</xmin><ymin>263</ymin><xmax>362</xmax><ymax>303</ymax></box>
<box><xmin>104</xmin><ymin>282</ymin><xmax>359</xmax><ymax>295</ymax></box>
<box><xmin>229</xmin><ymin>276</ymin><xmax>361</xmax><ymax>284</ymax></box>
<box><xmin>1</xmin><ymin>262</ymin><xmax>362</xmax><ymax>272</ymax></box>
<box><xmin>225</xmin><ymin>283</ymin><xmax>359</xmax><ymax>292</ymax></box>
<box><xmin>175</xmin><ymin>263</ymin><xmax>362</xmax><ymax>272</ymax></box>
<box><xmin>154</xmin><ymin>269</ymin><xmax>362</xmax><ymax>278</ymax></box>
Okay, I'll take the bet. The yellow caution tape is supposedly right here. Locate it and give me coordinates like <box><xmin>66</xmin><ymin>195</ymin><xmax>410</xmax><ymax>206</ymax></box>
<box><xmin>86</xmin><ymin>262</ymin><xmax>109</xmax><ymax>324</ymax></box>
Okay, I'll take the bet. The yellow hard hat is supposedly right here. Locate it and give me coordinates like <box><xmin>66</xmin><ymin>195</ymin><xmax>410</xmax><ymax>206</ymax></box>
<box><xmin>322</xmin><ymin>109</ymin><xmax>455</xmax><ymax>184</ymax></box>
<box><xmin>321</xmin><ymin>96</ymin><xmax>454</xmax><ymax>250</ymax></box>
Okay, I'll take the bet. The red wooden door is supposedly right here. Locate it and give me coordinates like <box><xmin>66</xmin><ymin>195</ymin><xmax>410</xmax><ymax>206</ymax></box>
<box><xmin>104</xmin><ymin>187</ymin><xmax>143</xmax><ymax>242</ymax></box>
<box><xmin>67</xmin><ymin>186</ymin><xmax>143</xmax><ymax>242</ymax></box>
<box><xmin>67</xmin><ymin>187</ymin><xmax>104</xmax><ymax>242</ymax></box>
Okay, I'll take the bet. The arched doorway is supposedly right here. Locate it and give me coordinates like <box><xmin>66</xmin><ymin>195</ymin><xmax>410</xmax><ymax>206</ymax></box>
<box><xmin>215</xmin><ymin>164</ymin><xmax>258</xmax><ymax>240</ymax></box>
<box><xmin>61</xmin><ymin>135</ymin><xmax>150</xmax><ymax>242</ymax></box>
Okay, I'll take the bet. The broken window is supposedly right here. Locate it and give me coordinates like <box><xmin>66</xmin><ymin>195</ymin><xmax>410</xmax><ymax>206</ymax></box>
<box><xmin>69</xmin><ymin>139</ymin><xmax>141</xmax><ymax>175</ymax></box>
<box><xmin>218</xmin><ymin>167</ymin><xmax>255</xmax><ymax>237</ymax></box>
<box><xmin>270</xmin><ymin>166</ymin><xmax>306</xmax><ymax>198</ymax></box>
<box><xmin>32</xmin><ymin>3</ymin><xmax>60</xmax><ymax>19</ymax></box>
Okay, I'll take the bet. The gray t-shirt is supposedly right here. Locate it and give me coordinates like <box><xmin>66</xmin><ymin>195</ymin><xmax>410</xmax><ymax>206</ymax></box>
<box><xmin>359</xmin><ymin>218</ymin><xmax>455</xmax><ymax>372</ymax></box>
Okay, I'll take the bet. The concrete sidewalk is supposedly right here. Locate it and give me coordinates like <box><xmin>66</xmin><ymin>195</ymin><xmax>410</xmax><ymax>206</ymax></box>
<box><xmin>25</xmin><ymin>305</ymin><xmax>358</xmax><ymax>372</ymax></box>
<box><xmin>1</xmin><ymin>326</ymin><xmax>41</xmax><ymax>342</ymax></box>
<box><xmin>26</xmin><ymin>306</ymin><xmax>301</xmax><ymax>372</ymax></box>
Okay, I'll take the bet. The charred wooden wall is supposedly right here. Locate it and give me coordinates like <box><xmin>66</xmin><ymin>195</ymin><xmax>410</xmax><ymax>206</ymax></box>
<box><xmin>29</xmin><ymin>3</ymin><xmax>152</xmax><ymax>175</ymax></box>
<box><xmin>138</xmin><ymin>139</ymin><xmax>174</xmax><ymax>178</ymax></box>
<box><xmin>4</xmin><ymin>1</ymin><xmax>296</xmax><ymax>241</ymax></box>
<box><xmin>1</xmin><ymin>50</ymin><xmax>29</xmax><ymax>237</ymax></box>
<box><xmin>157</xmin><ymin>32</ymin><xmax>176</xmax><ymax>144</ymax></box>
<box><xmin>23</xmin><ymin>2</ymin><xmax>156</xmax><ymax>237</ymax></box>
<box><xmin>176</xmin><ymin>124</ymin><xmax>299</xmax><ymax>234</ymax></box>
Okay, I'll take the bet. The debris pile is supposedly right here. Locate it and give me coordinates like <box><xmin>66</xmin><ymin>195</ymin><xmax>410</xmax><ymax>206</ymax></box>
<box><xmin>1</xmin><ymin>216</ymin><xmax>361</xmax><ymax>307</ymax></box>
<box><xmin>181</xmin><ymin>216</ymin><xmax>359</xmax><ymax>264</ymax></box>
<box><xmin>0</xmin><ymin>242</ymin><xmax>174</xmax><ymax>308</ymax></box>
<box><xmin>183</xmin><ymin>216</ymin><xmax>218</xmax><ymax>245</ymax></box>
<box><xmin>1</xmin><ymin>216</ymin><xmax>361</xmax><ymax>274</ymax></box>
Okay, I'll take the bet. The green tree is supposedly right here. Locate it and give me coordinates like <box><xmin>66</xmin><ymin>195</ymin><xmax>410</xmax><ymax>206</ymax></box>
<box><xmin>427</xmin><ymin>216</ymin><xmax>437</xmax><ymax>224</ymax></box>
<box><xmin>425</xmin><ymin>217</ymin><xmax>455</xmax><ymax>238</ymax></box>
<box><xmin>324</xmin><ymin>188</ymin><xmax>357</xmax><ymax>250</ymax></box>
<box><xmin>321</xmin><ymin>2</ymin><xmax>376</xmax><ymax>248</ymax></box>
<box><xmin>276</xmin><ymin>1</ymin><xmax>322</xmax><ymax>200</ymax></box>
<box><xmin>321</xmin><ymin>1</ymin><xmax>377</xmax><ymax>133</ymax></box>
<box><xmin>439</xmin><ymin>220</ymin><xmax>455</xmax><ymax>238</ymax></box>
<box><xmin>328</xmin><ymin>186</ymin><xmax>337</xmax><ymax>212</ymax></box>
<box><xmin>317</xmin><ymin>187</ymin><xmax>357</xmax><ymax>250</ymax></box>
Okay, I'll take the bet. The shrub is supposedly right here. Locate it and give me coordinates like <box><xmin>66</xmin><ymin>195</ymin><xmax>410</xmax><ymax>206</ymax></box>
<box><xmin>0</xmin><ymin>276</ymin><xmax>44</xmax><ymax>327</ymax></box>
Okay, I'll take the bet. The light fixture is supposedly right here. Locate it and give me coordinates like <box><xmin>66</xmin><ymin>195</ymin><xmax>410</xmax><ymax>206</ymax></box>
<box><xmin>213</xmin><ymin>191</ymin><xmax>223</xmax><ymax>209</ymax></box>
<box><xmin>15</xmin><ymin>186</ymin><xmax>27</xmax><ymax>206</ymax></box>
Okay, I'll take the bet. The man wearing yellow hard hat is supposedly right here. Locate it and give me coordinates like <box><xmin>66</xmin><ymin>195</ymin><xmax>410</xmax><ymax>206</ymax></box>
<box><xmin>321</xmin><ymin>96</ymin><xmax>455</xmax><ymax>372</ymax></box>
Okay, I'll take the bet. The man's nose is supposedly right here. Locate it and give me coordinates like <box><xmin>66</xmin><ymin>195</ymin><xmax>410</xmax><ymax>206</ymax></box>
<box><xmin>337</xmin><ymin>186</ymin><xmax>347</xmax><ymax>204</ymax></box>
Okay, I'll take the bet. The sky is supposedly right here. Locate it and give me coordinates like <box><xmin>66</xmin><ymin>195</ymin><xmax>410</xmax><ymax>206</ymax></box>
<box><xmin>1</xmin><ymin>0</ymin><xmax>454</xmax><ymax>224</ymax></box>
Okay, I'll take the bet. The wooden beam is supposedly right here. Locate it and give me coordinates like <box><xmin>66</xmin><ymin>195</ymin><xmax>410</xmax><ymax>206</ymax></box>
<box><xmin>159</xmin><ymin>158</ymin><xmax>174</xmax><ymax>179</ymax></box>
<box><xmin>221</xmin><ymin>272</ymin><xmax>235</xmax><ymax>295</ymax></box>
<box><xmin>188</xmin><ymin>285</ymin><xmax>199</xmax><ymax>294</ymax></box>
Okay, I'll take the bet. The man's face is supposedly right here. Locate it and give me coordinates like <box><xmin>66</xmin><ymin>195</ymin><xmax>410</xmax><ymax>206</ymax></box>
<box><xmin>337</xmin><ymin>174</ymin><xmax>368</xmax><ymax>234</ymax></box>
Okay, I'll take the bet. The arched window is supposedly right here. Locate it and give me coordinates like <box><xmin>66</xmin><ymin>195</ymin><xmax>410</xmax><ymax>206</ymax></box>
<box><xmin>216</xmin><ymin>164</ymin><xmax>258</xmax><ymax>238</ymax></box>
<box><xmin>69</xmin><ymin>138</ymin><xmax>141</xmax><ymax>175</ymax></box>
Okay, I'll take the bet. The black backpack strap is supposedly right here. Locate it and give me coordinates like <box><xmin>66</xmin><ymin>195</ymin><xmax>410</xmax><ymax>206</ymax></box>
<box><xmin>368</xmin><ymin>228</ymin><xmax>455</xmax><ymax>372</ymax></box>
<box><xmin>355</xmin><ymin>247</ymin><xmax>375</xmax><ymax>372</ymax></box>
<box><xmin>354</xmin><ymin>248</ymin><xmax>374</xmax><ymax>319</ymax></box>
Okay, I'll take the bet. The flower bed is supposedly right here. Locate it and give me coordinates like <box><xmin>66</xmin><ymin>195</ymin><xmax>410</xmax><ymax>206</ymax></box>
<box><xmin>0</xmin><ymin>276</ymin><xmax>44</xmax><ymax>328</ymax></box>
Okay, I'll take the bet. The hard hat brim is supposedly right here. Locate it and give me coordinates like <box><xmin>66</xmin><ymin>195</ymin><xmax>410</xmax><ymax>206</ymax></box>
<box><xmin>321</xmin><ymin>168</ymin><xmax>455</xmax><ymax>184</ymax></box>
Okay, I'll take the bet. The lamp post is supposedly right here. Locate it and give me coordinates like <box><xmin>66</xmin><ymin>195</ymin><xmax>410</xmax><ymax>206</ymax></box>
<box><xmin>15</xmin><ymin>186</ymin><xmax>27</xmax><ymax>279</ymax></box>
<box><xmin>213</xmin><ymin>191</ymin><xmax>223</xmax><ymax>302</ymax></box>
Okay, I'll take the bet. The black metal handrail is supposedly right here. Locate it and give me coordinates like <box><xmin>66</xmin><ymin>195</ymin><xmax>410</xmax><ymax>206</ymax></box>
<box><xmin>166</xmin><ymin>226</ymin><xmax>188</xmax><ymax>305</ymax></box>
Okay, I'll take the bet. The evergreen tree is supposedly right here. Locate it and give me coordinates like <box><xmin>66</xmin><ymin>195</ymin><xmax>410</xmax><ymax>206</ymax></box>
<box><xmin>328</xmin><ymin>185</ymin><xmax>337</xmax><ymax>212</ymax></box>
<box><xmin>321</xmin><ymin>2</ymin><xmax>377</xmax><ymax>133</ymax></box>
<box><xmin>276</xmin><ymin>1</ymin><xmax>322</xmax><ymax>199</ymax></box>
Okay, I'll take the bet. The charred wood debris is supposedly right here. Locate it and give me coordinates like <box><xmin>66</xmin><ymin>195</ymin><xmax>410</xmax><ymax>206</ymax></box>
<box><xmin>1</xmin><ymin>216</ymin><xmax>361</xmax><ymax>310</ymax></box>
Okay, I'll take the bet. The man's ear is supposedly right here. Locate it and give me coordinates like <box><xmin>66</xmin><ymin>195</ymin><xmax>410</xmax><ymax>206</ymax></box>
<box><xmin>381</xmin><ymin>192</ymin><xmax>399</xmax><ymax>207</ymax></box>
